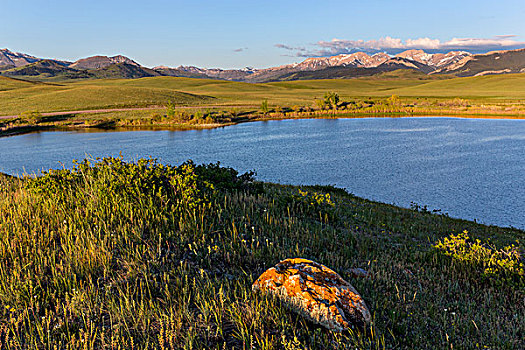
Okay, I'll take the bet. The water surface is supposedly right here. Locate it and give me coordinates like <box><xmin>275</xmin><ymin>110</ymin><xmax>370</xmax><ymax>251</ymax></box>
<box><xmin>1</xmin><ymin>117</ymin><xmax>524</xmax><ymax>229</ymax></box>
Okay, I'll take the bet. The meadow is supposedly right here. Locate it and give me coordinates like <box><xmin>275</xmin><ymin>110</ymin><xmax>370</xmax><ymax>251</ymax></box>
<box><xmin>0</xmin><ymin>158</ymin><xmax>523</xmax><ymax>349</ymax></box>
<box><xmin>2</xmin><ymin>72</ymin><xmax>525</xmax><ymax>117</ymax></box>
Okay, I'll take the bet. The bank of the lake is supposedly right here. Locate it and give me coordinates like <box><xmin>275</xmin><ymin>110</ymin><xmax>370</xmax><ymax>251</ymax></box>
<box><xmin>2</xmin><ymin>103</ymin><xmax>525</xmax><ymax>138</ymax></box>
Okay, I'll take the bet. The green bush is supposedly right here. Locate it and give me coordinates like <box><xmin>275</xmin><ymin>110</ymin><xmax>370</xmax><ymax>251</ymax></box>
<box><xmin>19</xmin><ymin>110</ymin><xmax>43</xmax><ymax>124</ymax></box>
<box><xmin>434</xmin><ymin>231</ymin><xmax>524</xmax><ymax>285</ymax></box>
<box><xmin>25</xmin><ymin>157</ymin><xmax>207</xmax><ymax>216</ymax></box>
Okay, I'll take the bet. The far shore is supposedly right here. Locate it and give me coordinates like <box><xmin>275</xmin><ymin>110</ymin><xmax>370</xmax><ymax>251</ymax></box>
<box><xmin>1</xmin><ymin>107</ymin><xmax>525</xmax><ymax>138</ymax></box>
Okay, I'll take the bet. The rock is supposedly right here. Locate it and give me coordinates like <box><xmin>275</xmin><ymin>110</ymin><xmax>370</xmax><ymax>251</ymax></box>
<box><xmin>252</xmin><ymin>258</ymin><xmax>371</xmax><ymax>331</ymax></box>
<box><xmin>345</xmin><ymin>267</ymin><xmax>370</xmax><ymax>278</ymax></box>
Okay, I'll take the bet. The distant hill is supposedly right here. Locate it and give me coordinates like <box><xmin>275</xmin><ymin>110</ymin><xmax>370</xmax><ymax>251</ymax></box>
<box><xmin>1</xmin><ymin>61</ymin><xmax>160</xmax><ymax>80</ymax></box>
<box><xmin>1</xmin><ymin>47</ymin><xmax>524</xmax><ymax>82</ymax></box>
<box><xmin>2</xmin><ymin>60</ymin><xmax>92</xmax><ymax>80</ymax></box>
<box><xmin>90</xmin><ymin>62</ymin><xmax>160</xmax><ymax>79</ymax></box>
<box><xmin>69</xmin><ymin>55</ymin><xmax>140</xmax><ymax>70</ymax></box>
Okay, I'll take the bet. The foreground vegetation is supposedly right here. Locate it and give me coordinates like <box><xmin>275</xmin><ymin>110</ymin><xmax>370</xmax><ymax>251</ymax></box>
<box><xmin>0</xmin><ymin>159</ymin><xmax>523</xmax><ymax>349</ymax></box>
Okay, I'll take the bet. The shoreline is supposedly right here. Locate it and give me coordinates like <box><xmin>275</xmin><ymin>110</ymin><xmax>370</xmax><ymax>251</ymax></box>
<box><xmin>2</xmin><ymin>169</ymin><xmax>522</xmax><ymax>233</ymax></box>
<box><xmin>1</xmin><ymin>110</ymin><xmax>524</xmax><ymax>138</ymax></box>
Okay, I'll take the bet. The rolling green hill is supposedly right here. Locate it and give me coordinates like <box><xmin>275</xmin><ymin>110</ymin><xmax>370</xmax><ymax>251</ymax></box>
<box><xmin>1</xmin><ymin>73</ymin><xmax>525</xmax><ymax>116</ymax></box>
<box><xmin>2</xmin><ymin>60</ymin><xmax>92</xmax><ymax>80</ymax></box>
<box><xmin>0</xmin><ymin>76</ymin><xmax>52</xmax><ymax>92</ymax></box>
<box><xmin>391</xmin><ymin>73</ymin><xmax>525</xmax><ymax>98</ymax></box>
<box><xmin>0</xmin><ymin>78</ymin><xmax>215</xmax><ymax>115</ymax></box>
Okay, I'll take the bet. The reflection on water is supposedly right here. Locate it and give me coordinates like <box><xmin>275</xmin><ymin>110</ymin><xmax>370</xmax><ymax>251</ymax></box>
<box><xmin>1</xmin><ymin>117</ymin><xmax>524</xmax><ymax>229</ymax></box>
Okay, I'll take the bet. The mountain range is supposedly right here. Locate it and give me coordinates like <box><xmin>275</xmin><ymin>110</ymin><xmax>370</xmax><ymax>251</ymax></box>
<box><xmin>1</xmin><ymin>47</ymin><xmax>525</xmax><ymax>82</ymax></box>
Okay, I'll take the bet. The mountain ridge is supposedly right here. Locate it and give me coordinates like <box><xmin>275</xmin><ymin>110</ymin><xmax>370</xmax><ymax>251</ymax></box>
<box><xmin>1</xmin><ymin>48</ymin><xmax>524</xmax><ymax>82</ymax></box>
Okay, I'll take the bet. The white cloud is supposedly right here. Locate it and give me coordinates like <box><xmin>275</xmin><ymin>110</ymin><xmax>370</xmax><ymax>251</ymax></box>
<box><xmin>276</xmin><ymin>36</ymin><xmax>525</xmax><ymax>57</ymax></box>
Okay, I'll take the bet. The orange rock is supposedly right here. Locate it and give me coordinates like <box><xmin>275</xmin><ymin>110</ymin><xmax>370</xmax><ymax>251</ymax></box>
<box><xmin>252</xmin><ymin>258</ymin><xmax>371</xmax><ymax>331</ymax></box>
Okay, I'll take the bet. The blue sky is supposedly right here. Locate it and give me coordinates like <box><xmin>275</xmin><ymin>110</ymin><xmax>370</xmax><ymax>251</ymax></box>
<box><xmin>2</xmin><ymin>0</ymin><xmax>524</xmax><ymax>68</ymax></box>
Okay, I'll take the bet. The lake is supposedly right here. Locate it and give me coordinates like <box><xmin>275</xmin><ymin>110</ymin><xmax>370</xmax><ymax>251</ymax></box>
<box><xmin>1</xmin><ymin>117</ymin><xmax>524</xmax><ymax>229</ymax></box>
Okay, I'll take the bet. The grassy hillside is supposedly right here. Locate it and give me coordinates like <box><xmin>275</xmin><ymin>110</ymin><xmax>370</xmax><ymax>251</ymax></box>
<box><xmin>393</xmin><ymin>73</ymin><xmax>525</xmax><ymax>98</ymax></box>
<box><xmin>0</xmin><ymin>158</ymin><xmax>522</xmax><ymax>349</ymax></box>
<box><xmin>0</xmin><ymin>81</ymin><xmax>215</xmax><ymax>115</ymax></box>
<box><xmin>0</xmin><ymin>76</ymin><xmax>52</xmax><ymax>92</ymax></box>
<box><xmin>1</xmin><ymin>73</ymin><xmax>525</xmax><ymax>116</ymax></box>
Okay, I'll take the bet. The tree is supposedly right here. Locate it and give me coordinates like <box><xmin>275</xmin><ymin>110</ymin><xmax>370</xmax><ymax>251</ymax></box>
<box><xmin>166</xmin><ymin>100</ymin><xmax>176</xmax><ymax>118</ymax></box>
<box><xmin>323</xmin><ymin>92</ymin><xmax>340</xmax><ymax>110</ymax></box>
<box><xmin>261</xmin><ymin>99</ymin><xmax>269</xmax><ymax>115</ymax></box>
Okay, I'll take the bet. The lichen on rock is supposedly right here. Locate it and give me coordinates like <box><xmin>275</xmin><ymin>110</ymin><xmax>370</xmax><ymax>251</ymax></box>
<box><xmin>252</xmin><ymin>258</ymin><xmax>371</xmax><ymax>331</ymax></box>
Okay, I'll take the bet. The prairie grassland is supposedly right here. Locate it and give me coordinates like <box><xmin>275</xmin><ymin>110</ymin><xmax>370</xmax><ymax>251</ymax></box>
<box><xmin>0</xmin><ymin>159</ymin><xmax>523</xmax><ymax>349</ymax></box>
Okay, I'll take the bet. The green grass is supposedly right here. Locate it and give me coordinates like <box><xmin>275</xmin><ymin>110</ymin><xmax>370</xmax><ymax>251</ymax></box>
<box><xmin>0</xmin><ymin>158</ymin><xmax>523</xmax><ymax>349</ymax></box>
<box><xmin>2</xmin><ymin>73</ymin><xmax>525</xmax><ymax>116</ymax></box>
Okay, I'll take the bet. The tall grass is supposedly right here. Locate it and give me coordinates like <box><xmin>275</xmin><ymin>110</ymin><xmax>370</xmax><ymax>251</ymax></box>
<box><xmin>0</xmin><ymin>159</ymin><xmax>523</xmax><ymax>349</ymax></box>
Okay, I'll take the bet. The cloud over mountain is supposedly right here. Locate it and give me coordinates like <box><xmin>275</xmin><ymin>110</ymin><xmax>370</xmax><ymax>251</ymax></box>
<box><xmin>277</xmin><ymin>36</ymin><xmax>525</xmax><ymax>57</ymax></box>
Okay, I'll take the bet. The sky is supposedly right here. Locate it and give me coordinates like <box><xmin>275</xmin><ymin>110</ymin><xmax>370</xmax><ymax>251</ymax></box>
<box><xmin>1</xmin><ymin>0</ymin><xmax>525</xmax><ymax>69</ymax></box>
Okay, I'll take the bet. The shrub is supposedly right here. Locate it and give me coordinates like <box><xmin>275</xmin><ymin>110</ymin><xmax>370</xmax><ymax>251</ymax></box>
<box><xmin>315</xmin><ymin>99</ymin><xmax>326</xmax><ymax>110</ymax></box>
<box><xmin>20</xmin><ymin>110</ymin><xmax>43</xmax><ymax>124</ymax></box>
<box><xmin>24</xmin><ymin>157</ymin><xmax>207</xmax><ymax>215</ymax></box>
<box><xmin>434</xmin><ymin>231</ymin><xmax>524</xmax><ymax>285</ymax></box>
<box><xmin>387</xmin><ymin>94</ymin><xmax>400</xmax><ymax>106</ymax></box>
<box><xmin>297</xmin><ymin>189</ymin><xmax>334</xmax><ymax>207</ymax></box>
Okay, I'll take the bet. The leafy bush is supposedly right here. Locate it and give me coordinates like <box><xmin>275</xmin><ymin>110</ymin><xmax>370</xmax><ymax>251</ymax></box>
<box><xmin>434</xmin><ymin>231</ymin><xmax>524</xmax><ymax>285</ymax></box>
<box><xmin>25</xmin><ymin>157</ymin><xmax>207</xmax><ymax>216</ymax></box>
<box><xmin>194</xmin><ymin>162</ymin><xmax>260</xmax><ymax>193</ymax></box>
<box><xmin>296</xmin><ymin>189</ymin><xmax>334</xmax><ymax>208</ymax></box>
<box><xmin>387</xmin><ymin>94</ymin><xmax>400</xmax><ymax>106</ymax></box>
<box><xmin>19</xmin><ymin>110</ymin><xmax>43</xmax><ymax>124</ymax></box>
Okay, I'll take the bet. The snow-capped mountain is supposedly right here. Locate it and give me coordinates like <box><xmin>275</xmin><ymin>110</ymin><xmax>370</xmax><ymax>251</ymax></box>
<box><xmin>395</xmin><ymin>49</ymin><xmax>471</xmax><ymax>68</ymax></box>
<box><xmin>0</xmin><ymin>49</ymin><xmax>40</xmax><ymax>68</ymax></box>
<box><xmin>1</xmin><ymin>48</ymin><xmax>524</xmax><ymax>81</ymax></box>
